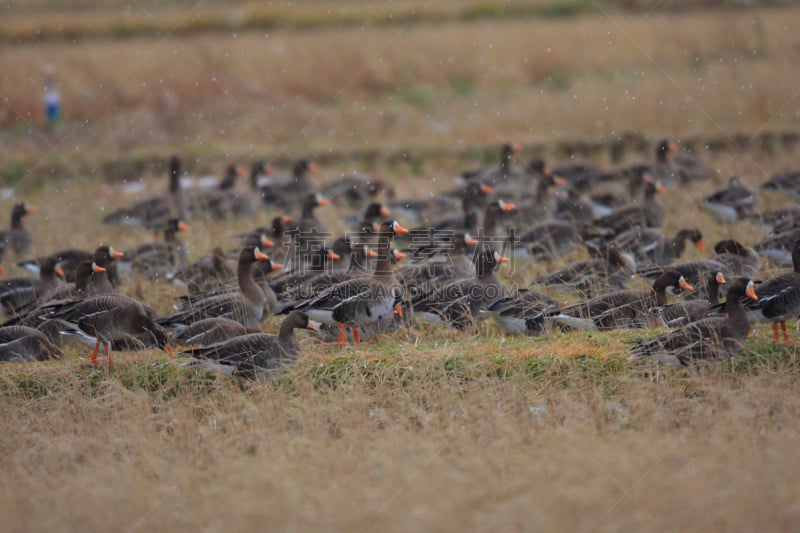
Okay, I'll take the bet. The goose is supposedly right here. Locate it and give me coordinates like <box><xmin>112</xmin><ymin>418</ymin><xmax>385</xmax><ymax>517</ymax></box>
<box><xmin>655</xmin><ymin>271</ymin><xmax>726</xmax><ymax>327</ymax></box>
<box><xmin>397</xmin><ymin>232</ymin><xmax>479</xmax><ymax>295</ymax></box>
<box><xmin>752</xmin><ymin>228</ymin><xmax>800</xmax><ymax>267</ymax></box>
<box><xmin>413</xmin><ymin>250</ymin><xmax>510</xmax><ymax>330</ymax></box>
<box><xmin>229</xmin><ymin>161</ymin><xmax>275</xmax><ymax>217</ymax></box>
<box><xmin>0</xmin><ymin>256</ymin><xmax>64</xmax><ymax>316</ymax></box>
<box><xmin>158</xmin><ymin>247</ymin><xmax>278</xmax><ymax>328</ymax></box>
<box><xmin>750</xmin><ymin>205</ymin><xmax>800</xmax><ymax>234</ymax></box>
<box><xmin>0</xmin><ymin>325</ymin><xmax>64</xmax><ymax>362</ymax></box>
<box><xmin>170</xmin><ymin>246</ymin><xmax>235</xmax><ymax>293</ymax></box>
<box><xmin>629</xmin><ymin>277</ymin><xmax>758</xmax><ymax>366</ymax></box>
<box><xmin>611</xmin><ymin>227</ymin><xmax>704</xmax><ymax>268</ymax></box>
<box><xmin>296</xmin><ymin>193</ymin><xmax>331</xmax><ymax>234</ymax></box>
<box><xmin>740</xmin><ymin>238</ymin><xmax>800</xmax><ymax>345</ymax></box>
<box><xmin>482</xmin><ymin>289</ymin><xmax>559</xmax><ymax>335</ymax></box>
<box><xmin>16</xmin><ymin>248</ymin><xmax>92</xmax><ymax>281</ymax></box>
<box><xmin>0</xmin><ymin>203</ymin><xmax>36</xmax><ymax>258</ymax></box>
<box><xmin>258</xmin><ymin>160</ymin><xmax>320</xmax><ymax>208</ymax></box>
<box><xmin>541</xmin><ymin>269</ymin><xmax>693</xmax><ymax>332</ymax></box>
<box><xmin>591</xmin><ymin>177</ymin><xmax>667</xmax><ymax>236</ymax></box>
<box><xmin>701</xmin><ymin>176</ymin><xmax>758</xmax><ymax>223</ymax></box>
<box><xmin>281</xmin><ymin>220</ymin><xmax>408</xmax><ymax>344</ymax></box>
<box><xmin>170</xmin><ymin>317</ymin><xmax>259</xmax><ymax>346</ymax></box>
<box><xmin>320</xmin><ymin>172</ymin><xmax>389</xmax><ymax>208</ymax></box>
<box><xmin>180</xmin><ymin>310</ymin><xmax>317</xmax><ymax>380</ymax></box>
<box><xmin>457</xmin><ymin>143</ymin><xmax>522</xmax><ymax>185</ymax></box>
<box><xmin>637</xmin><ymin>258</ymin><xmax>729</xmax><ymax>300</ymax></box>
<box><xmin>410</xmin><ymin>182</ymin><xmax>494</xmax><ymax>232</ymax></box>
<box><xmin>102</xmin><ymin>155</ymin><xmax>184</xmax><ymax>229</ymax></box>
<box><xmin>652</xmin><ymin>139</ymin><xmax>714</xmax><ymax>183</ymax></box>
<box><xmin>710</xmin><ymin>239</ymin><xmax>760</xmax><ymax>279</ymax></box>
<box><xmin>534</xmin><ymin>243</ymin><xmax>635</xmax><ymax>297</ymax></box>
<box><xmin>762</xmin><ymin>169</ymin><xmax>800</xmax><ymax>198</ymax></box>
<box><xmin>43</xmin><ymin>293</ymin><xmax>172</xmax><ymax>365</ymax></box>
<box><xmin>512</xmin><ymin>220</ymin><xmax>584</xmax><ymax>261</ymax></box>
<box><xmin>116</xmin><ymin>218</ymin><xmax>189</xmax><ymax>281</ymax></box>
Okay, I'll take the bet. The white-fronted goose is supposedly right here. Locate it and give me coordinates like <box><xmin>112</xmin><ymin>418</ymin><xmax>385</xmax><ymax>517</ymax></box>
<box><xmin>45</xmin><ymin>293</ymin><xmax>172</xmax><ymax>365</ymax></box>
<box><xmin>258</xmin><ymin>160</ymin><xmax>320</xmax><ymax>208</ymax></box>
<box><xmin>0</xmin><ymin>203</ymin><xmax>36</xmax><ymax>258</ymax></box>
<box><xmin>283</xmin><ymin>221</ymin><xmax>408</xmax><ymax>344</ymax></box>
<box><xmin>535</xmin><ymin>243</ymin><xmax>635</xmax><ymax>297</ymax></box>
<box><xmin>637</xmin><ymin>258</ymin><xmax>729</xmax><ymax>300</ymax></box>
<box><xmin>158</xmin><ymin>246</ymin><xmax>278</xmax><ymax>328</ymax></box>
<box><xmin>0</xmin><ymin>256</ymin><xmax>64</xmax><ymax>316</ymax></box>
<box><xmin>296</xmin><ymin>193</ymin><xmax>331</xmax><ymax>233</ymax></box>
<box><xmin>740</xmin><ymin>238</ymin><xmax>800</xmax><ymax>345</ymax></box>
<box><xmin>751</xmin><ymin>205</ymin><xmax>800</xmax><ymax>234</ymax></box>
<box><xmin>710</xmin><ymin>239</ymin><xmax>760</xmax><ymax>279</ymax></box>
<box><xmin>102</xmin><ymin>155</ymin><xmax>184</xmax><ymax>230</ymax></box>
<box><xmin>413</xmin><ymin>250</ymin><xmax>510</xmax><ymax>329</ymax></box>
<box><xmin>181</xmin><ymin>310</ymin><xmax>316</xmax><ymax>380</ymax></box>
<box><xmin>117</xmin><ymin>218</ymin><xmax>189</xmax><ymax>281</ymax></box>
<box><xmin>17</xmin><ymin>248</ymin><xmax>92</xmax><ymax>282</ymax></box>
<box><xmin>482</xmin><ymin>289</ymin><xmax>559</xmax><ymax>335</ymax></box>
<box><xmin>170</xmin><ymin>246</ymin><xmax>235</xmax><ymax>293</ymax></box>
<box><xmin>591</xmin><ymin>177</ymin><xmax>667</xmax><ymax>236</ymax></box>
<box><xmin>652</xmin><ymin>139</ymin><xmax>714</xmax><ymax>183</ymax></box>
<box><xmin>515</xmin><ymin>220</ymin><xmax>583</xmax><ymax>260</ymax></box>
<box><xmin>320</xmin><ymin>172</ymin><xmax>390</xmax><ymax>208</ymax></box>
<box><xmin>762</xmin><ymin>169</ymin><xmax>800</xmax><ymax>198</ymax></box>
<box><xmin>612</xmin><ymin>227</ymin><xmax>704</xmax><ymax>267</ymax></box>
<box><xmin>458</xmin><ymin>143</ymin><xmax>522</xmax><ymax>185</ymax></box>
<box><xmin>753</xmin><ymin>227</ymin><xmax>800</xmax><ymax>266</ymax></box>
<box><xmin>397</xmin><ymin>232</ymin><xmax>479</xmax><ymax>296</ymax></box>
<box><xmin>656</xmin><ymin>271</ymin><xmax>726</xmax><ymax>327</ymax></box>
<box><xmin>170</xmin><ymin>317</ymin><xmax>260</xmax><ymax>346</ymax></box>
<box><xmin>629</xmin><ymin>277</ymin><xmax>757</xmax><ymax>366</ymax></box>
<box><xmin>701</xmin><ymin>176</ymin><xmax>758</xmax><ymax>223</ymax></box>
<box><xmin>0</xmin><ymin>325</ymin><xmax>64</xmax><ymax>362</ymax></box>
<box><xmin>543</xmin><ymin>269</ymin><xmax>693</xmax><ymax>332</ymax></box>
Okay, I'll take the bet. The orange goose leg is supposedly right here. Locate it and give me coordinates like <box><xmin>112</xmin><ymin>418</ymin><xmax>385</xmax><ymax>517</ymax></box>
<box><xmin>89</xmin><ymin>339</ymin><xmax>101</xmax><ymax>365</ymax></box>
<box><xmin>338</xmin><ymin>323</ymin><xmax>347</xmax><ymax>346</ymax></box>
<box><xmin>104</xmin><ymin>341</ymin><xmax>114</xmax><ymax>365</ymax></box>
<box><xmin>780</xmin><ymin>321</ymin><xmax>792</xmax><ymax>345</ymax></box>
<box><xmin>773</xmin><ymin>322</ymin><xmax>781</xmax><ymax>344</ymax></box>
<box><xmin>353</xmin><ymin>328</ymin><xmax>361</xmax><ymax>345</ymax></box>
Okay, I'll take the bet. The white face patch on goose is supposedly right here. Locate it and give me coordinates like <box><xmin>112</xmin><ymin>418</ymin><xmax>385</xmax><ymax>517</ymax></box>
<box><xmin>254</xmin><ymin>248</ymin><xmax>262</xmax><ymax>260</ymax></box>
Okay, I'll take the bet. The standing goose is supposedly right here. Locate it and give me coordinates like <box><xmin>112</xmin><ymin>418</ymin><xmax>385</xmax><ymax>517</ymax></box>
<box><xmin>629</xmin><ymin>277</ymin><xmax>758</xmax><ymax>366</ymax></box>
<box><xmin>44</xmin><ymin>293</ymin><xmax>172</xmax><ymax>365</ymax></box>
<box><xmin>413</xmin><ymin>250</ymin><xmax>510</xmax><ymax>330</ymax></box>
<box><xmin>0</xmin><ymin>325</ymin><xmax>64</xmax><ymax>362</ymax></box>
<box><xmin>296</xmin><ymin>193</ymin><xmax>331</xmax><ymax>234</ymax></box>
<box><xmin>0</xmin><ymin>203</ymin><xmax>36</xmax><ymax>258</ymax></box>
<box><xmin>158</xmin><ymin>247</ymin><xmax>279</xmax><ymax>328</ymax></box>
<box><xmin>282</xmin><ymin>220</ymin><xmax>408</xmax><ymax>344</ymax></box>
<box><xmin>180</xmin><ymin>310</ymin><xmax>317</xmax><ymax>380</ymax></box>
<box><xmin>656</xmin><ymin>271</ymin><xmax>726</xmax><ymax>327</ymax></box>
<box><xmin>740</xmin><ymin>238</ymin><xmax>800</xmax><ymax>345</ymax></box>
<box><xmin>541</xmin><ymin>269</ymin><xmax>693</xmax><ymax>332</ymax></box>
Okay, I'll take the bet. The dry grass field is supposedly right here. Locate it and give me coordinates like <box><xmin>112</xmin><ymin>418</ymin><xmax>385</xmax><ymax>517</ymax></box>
<box><xmin>2</xmin><ymin>1</ymin><xmax>800</xmax><ymax>531</ymax></box>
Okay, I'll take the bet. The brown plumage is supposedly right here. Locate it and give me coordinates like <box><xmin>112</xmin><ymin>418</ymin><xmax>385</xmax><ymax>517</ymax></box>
<box><xmin>0</xmin><ymin>325</ymin><xmax>64</xmax><ymax>362</ymax></box>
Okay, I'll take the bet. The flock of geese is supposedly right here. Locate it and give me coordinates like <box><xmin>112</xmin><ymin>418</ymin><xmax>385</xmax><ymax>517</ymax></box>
<box><xmin>1</xmin><ymin>139</ymin><xmax>799</xmax><ymax>378</ymax></box>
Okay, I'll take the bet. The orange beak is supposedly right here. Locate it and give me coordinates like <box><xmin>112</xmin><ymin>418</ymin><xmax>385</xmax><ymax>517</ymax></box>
<box><xmin>92</xmin><ymin>262</ymin><xmax>106</xmax><ymax>273</ymax></box>
<box><xmin>669</xmin><ymin>142</ymin><xmax>679</xmax><ymax>153</ymax></box>
<box><xmin>271</xmin><ymin>262</ymin><xmax>283</xmax><ymax>271</ymax></box>
<box><xmin>716</xmin><ymin>273</ymin><xmax>726</xmax><ymax>285</ymax></box>
<box><xmin>317</xmin><ymin>196</ymin><xmax>331</xmax><ymax>206</ymax></box>
<box><xmin>466</xmin><ymin>235</ymin><xmax>480</xmax><ymax>246</ymax></box>
<box><xmin>553</xmin><ymin>175</ymin><xmax>568</xmax><ymax>186</ymax></box>
<box><xmin>308</xmin><ymin>162</ymin><xmax>321</xmax><ymax>173</ymax></box>
<box><xmin>261</xmin><ymin>236</ymin><xmax>275</xmax><ymax>248</ymax></box>
<box><xmin>480</xmin><ymin>184</ymin><xmax>494</xmax><ymax>194</ymax></box>
<box><xmin>380</xmin><ymin>207</ymin><xmax>391</xmax><ymax>217</ymax></box>
<box><xmin>237</xmin><ymin>165</ymin><xmax>247</xmax><ymax>176</ymax></box>
<box><xmin>328</xmin><ymin>251</ymin><xmax>341</xmax><ymax>261</ymax></box>
<box><xmin>365</xmin><ymin>247</ymin><xmax>379</xmax><ymax>258</ymax></box>
<box><xmin>254</xmin><ymin>249</ymin><xmax>269</xmax><ymax>261</ymax></box>
<box><xmin>165</xmin><ymin>345</ymin><xmax>175</xmax><ymax>358</ymax></box>
<box><xmin>305</xmin><ymin>322</ymin><xmax>318</xmax><ymax>332</ymax></box>
<box><xmin>393</xmin><ymin>250</ymin><xmax>407</xmax><ymax>261</ymax></box>
<box><xmin>54</xmin><ymin>264</ymin><xmax>65</xmax><ymax>278</ymax></box>
<box><xmin>0</xmin><ymin>265</ymin><xmax>5</xmax><ymax>276</ymax></box>
<box><xmin>695</xmin><ymin>240</ymin><xmax>705</xmax><ymax>252</ymax></box>
<box><xmin>512</xmin><ymin>143</ymin><xmax>523</xmax><ymax>152</ymax></box>
<box><xmin>500</xmin><ymin>201</ymin><xmax>517</xmax><ymax>212</ymax></box>
<box><xmin>265</xmin><ymin>163</ymin><xmax>276</xmax><ymax>174</ymax></box>
<box><xmin>26</xmin><ymin>205</ymin><xmax>37</xmax><ymax>214</ymax></box>
<box><xmin>678</xmin><ymin>277</ymin><xmax>694</xmax><ymax>291</ymax></box>
<box><xmin>496</xmin><ymin>255</ymin><xmax>511</xmax><ymax>264</ymax></box>
<box><xmin>393</xmin><ymin>222</ymin><xmax>410</xmax><ymax>235</ymax></box>
<box><xmin>282</xmin><ymin>215</ymin><xmax>294</xmax><ymax>224</ymax></box>
<box><xmin>655</xmin><ymin>183</ymin><xmax>667</xmax><ymax>194</ymax></box>
<box><xmin>393</xmin><ymin>303</ymin><xmax>404</xmax><ymax>319</ymax></box>
<box><xmin>746</xmin><ymin>281</ymin><xmax>758</xmax><ymax>301</ymax></box>
<box><xmin>178</xmin><ymin>222</ymin><xmax>190</xmax><ymax>232</ymax></box>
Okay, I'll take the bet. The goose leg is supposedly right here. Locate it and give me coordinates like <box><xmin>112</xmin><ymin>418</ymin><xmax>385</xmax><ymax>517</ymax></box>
<box><xmin>773</xmin><ymin>322</ymin><xmax>780</xmax><ymax>344</ymax></box>
<box><xmin>105</xmin><ymin>341</ymin><xmax>114</xmax><ymax>365</ymax></box>
<box><xmin>89</xmin><ymin>339</ymin><xmax>101</xmax><ymax>365</ymax></box>
<box><xmin>338</xmin><ymin>323</ymin><xmax>346</xmax><ymax>346</ymax></box>
<box><xmin>353</xmin><ymin>328</ymin><xmax>361</xmax><ymax>345</ymax></box>
<box><xmin>780</xmin><ymin>321</ymin><xmax>792</xmax><ymax>345</ymax></box>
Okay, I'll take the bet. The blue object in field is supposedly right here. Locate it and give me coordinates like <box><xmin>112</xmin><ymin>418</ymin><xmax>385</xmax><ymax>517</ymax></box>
<box><xmin>45</xmin><ymin>89</ymin><xmax>61</xmax><ymax>123</ymax></box>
